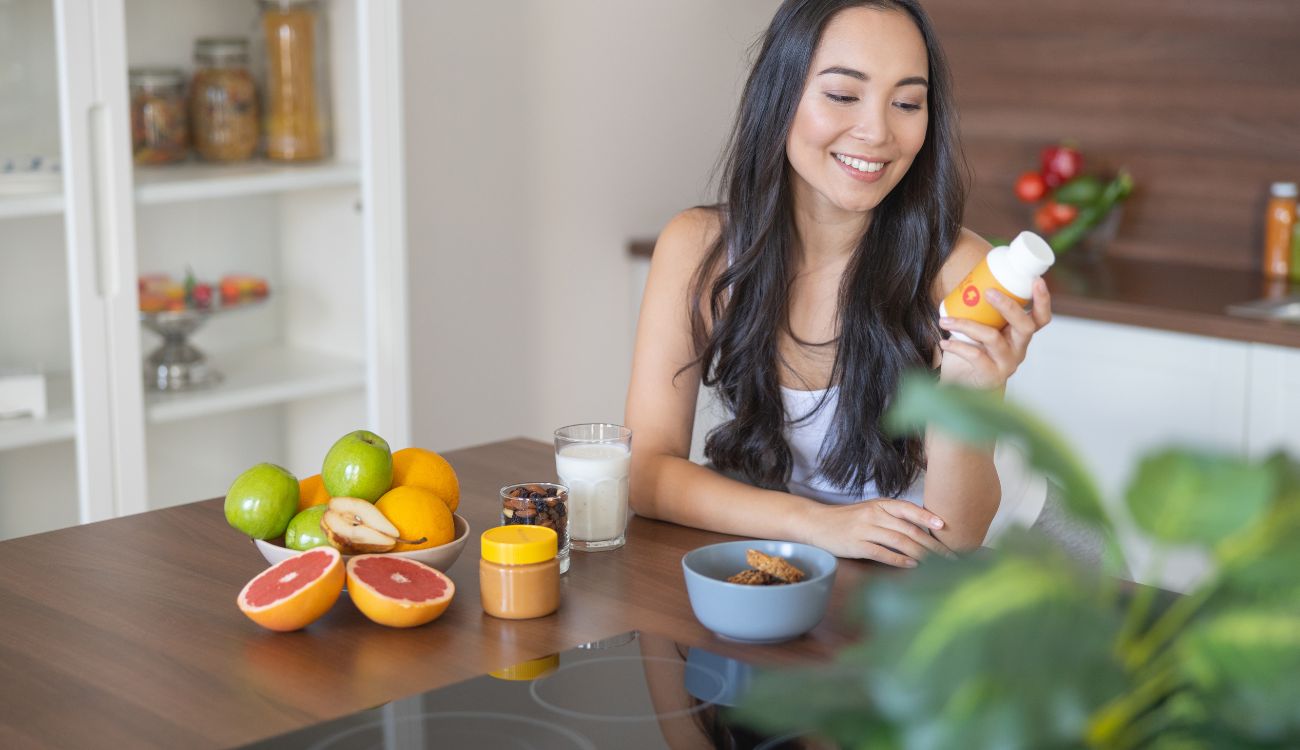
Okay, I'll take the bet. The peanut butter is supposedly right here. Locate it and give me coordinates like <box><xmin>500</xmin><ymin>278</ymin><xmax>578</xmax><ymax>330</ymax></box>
<box><xmin>479</xmin><ymin>526</ymin><xmax>560</xmax><ymax>619</ymax></box>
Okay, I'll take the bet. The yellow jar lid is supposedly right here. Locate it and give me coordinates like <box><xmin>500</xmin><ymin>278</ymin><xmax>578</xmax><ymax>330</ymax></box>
<box><xmin>489</xmin><ymin>653</ymin><xmax>560</xmax><ymax>681</ymax></box>
<box><xmin>481</xmin><ymin>526</ymin><xmax>557</xmax><ymax>565</ymax></box>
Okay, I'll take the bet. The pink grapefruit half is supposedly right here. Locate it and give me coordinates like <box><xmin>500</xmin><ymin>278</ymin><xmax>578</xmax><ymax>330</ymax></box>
<box><xmin>237</xmin><ymin>547</ymin><xmax>344</xmax><ymax>631</ymax></box>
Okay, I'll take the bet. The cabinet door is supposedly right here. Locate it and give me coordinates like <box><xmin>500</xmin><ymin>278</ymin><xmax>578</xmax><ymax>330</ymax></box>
<box><xmin>1007</xmin><ymin>316</ymin><xmax>1250</xmax><ymax>590</ymax></box>
<box><xmin>54</xmin><ymin>0</ymin><xmax>148</xmax><ymax>520</ymax></box>
<box><xmin>358</xmin><ymin>0</ymin><xmax>411</xmax><ymax>446</ymax></box>
<box><xmin>1247</xmin><ymin>343</ymin><xmax>1300</xmax><ymax>459</ymax></box>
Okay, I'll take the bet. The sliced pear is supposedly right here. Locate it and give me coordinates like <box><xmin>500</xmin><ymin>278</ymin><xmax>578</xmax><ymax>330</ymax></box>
<box><xmin>329</xmin><ymin>497</ymin><xmax>400</xmax><ymax>535</ymax></box>
<box><xmin>322</xmin><ymin>509</ymin><xmax>397</xmax><ymax>553</ymax></box>
<box><xmin>324</xmin><ymin>497</ymin><xmax>427</xmax><ymax>550</ymax></box>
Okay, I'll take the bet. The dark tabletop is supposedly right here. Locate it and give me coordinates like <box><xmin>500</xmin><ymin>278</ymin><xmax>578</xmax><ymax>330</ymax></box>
<box><xmin>0</xmin><ymin>438</ymin><xmax>878</xmax><ymax>749</ymax></box>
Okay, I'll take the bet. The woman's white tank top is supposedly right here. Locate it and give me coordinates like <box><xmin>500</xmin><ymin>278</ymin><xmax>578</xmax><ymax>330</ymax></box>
<box><xmin>781</xmin><ymin>385</ymin><xmax>927</xmax><ymax>507</ymax></box>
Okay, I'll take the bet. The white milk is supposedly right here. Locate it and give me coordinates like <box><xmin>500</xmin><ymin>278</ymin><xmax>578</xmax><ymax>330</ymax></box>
<box><xmin>556</xmin><ymin>442</ymin><xmax>631</xmax><ymax>545</ymax></box>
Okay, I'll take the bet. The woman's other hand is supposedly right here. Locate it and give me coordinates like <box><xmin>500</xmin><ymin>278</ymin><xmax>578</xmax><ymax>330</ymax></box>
<box><xmin>937</xmin><ymin>277</ymin><xmax>1053</xmax><ymax>390</ymax></box>
<box><xmin>800</xmin><ymin>499</ymin><xmax>954</xmax><ymax>567</ymax></box>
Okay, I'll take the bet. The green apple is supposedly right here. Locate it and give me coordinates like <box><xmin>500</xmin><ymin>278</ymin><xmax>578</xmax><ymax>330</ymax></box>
<box><xmin>321</xmin><ymin>430</ymin><xmax>393</xmax><ymax>502</ymax></box>
<box><xmin>224</xmin><ymin>463</ymin><xmax>299</xmax><ymax>539</ymax></box>
<box><xmin>284</xmin><ymin>505</ymin><xmax>335</xmax><ymax>551</ymax></box>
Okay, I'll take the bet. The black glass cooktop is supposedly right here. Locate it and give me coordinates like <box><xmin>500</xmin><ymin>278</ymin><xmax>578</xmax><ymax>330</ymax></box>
<box><xmin>239</xmin><ymin>631</ymin><xmax>821</xmax><ymax>749</ymax></box>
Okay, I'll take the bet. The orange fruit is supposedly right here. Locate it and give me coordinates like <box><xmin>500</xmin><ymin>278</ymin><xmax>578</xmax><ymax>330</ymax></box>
<box><xmin>346</xmin><ymin>554</ymin><xmax>455</xmax><ymax>628</ymax></box>
<box><xmin>375</xmin><ymin>486</ymin><xmax>456</xmax><ymax>551</ymax></box>
<box><xmin>390</xmin><ymin>447</ymin><xmax>459</xmax><ymax>512</ymax></box>
<box><xmin>298</xmin><ymin>473</ymin><xmax>330</xmax><ymax>511</ymax></box>
<box><xmin>237</xmin><ymin>547</ymin><xmax>344</xmax><ymax>631</ymax></box>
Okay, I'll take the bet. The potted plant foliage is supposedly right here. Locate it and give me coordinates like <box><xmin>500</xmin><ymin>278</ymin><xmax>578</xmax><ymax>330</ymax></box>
<box><xmin>735</xmin><ymin>373</ymin><xmax>1300</xmax><ymax>749</ymax></box>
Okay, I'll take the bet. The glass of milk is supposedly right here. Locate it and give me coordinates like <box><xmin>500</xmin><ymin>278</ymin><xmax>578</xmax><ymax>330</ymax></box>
<box><xmin>554</xmin><ymin>423</ymin><xmax>632</xmax><ymax>551</ymax></box>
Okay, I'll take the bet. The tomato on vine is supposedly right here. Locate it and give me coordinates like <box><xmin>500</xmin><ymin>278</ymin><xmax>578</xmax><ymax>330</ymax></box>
<box><xmin>1014</xmin><ymin>171</ymin><xmax>1047</xmax><ymax>203</ymax></box>
<box><xmin>1040</xmin><ymin>143</ymin><xmax>1083</xmax><ymax>188</ymax></box>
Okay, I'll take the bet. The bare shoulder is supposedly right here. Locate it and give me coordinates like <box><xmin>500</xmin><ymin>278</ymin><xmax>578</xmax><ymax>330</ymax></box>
<box><xmin>933</xmin><ymin>227</ymin><xmax>993</xmax><ymax>301</ymax></box>
<box><xmin>654</xmin><ymin>206</ymin><xmax>723</xmax><ymax>271</ymax></box>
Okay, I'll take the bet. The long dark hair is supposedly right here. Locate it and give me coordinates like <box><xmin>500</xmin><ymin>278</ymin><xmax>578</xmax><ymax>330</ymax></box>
<box><xmin>688</xmin><ymin>0</ymin><xmax>967</xmax><ymax>497</ymax></box>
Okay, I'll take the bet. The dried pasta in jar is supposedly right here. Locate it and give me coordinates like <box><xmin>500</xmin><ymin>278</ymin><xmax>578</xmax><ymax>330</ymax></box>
<box><xmin>259</xmin><ymin>0</ymin><xmax>330</xmax><ymax>161</ymax></box>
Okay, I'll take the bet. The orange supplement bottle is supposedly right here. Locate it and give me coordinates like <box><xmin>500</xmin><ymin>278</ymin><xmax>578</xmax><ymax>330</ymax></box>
<box><xmin>480</xmin><ymin>526</ymin><xmax>560</xmax><ymax>620</ymax></box>
<box><xmin>940</xmin><ymin>231</ymin><xmax>1055</xmax><ymax>342</ymax></box>
<box><xmin>1263</xmin><ymin>182</ymin><xmax>1297</xmax><ymax>280</ymax></box>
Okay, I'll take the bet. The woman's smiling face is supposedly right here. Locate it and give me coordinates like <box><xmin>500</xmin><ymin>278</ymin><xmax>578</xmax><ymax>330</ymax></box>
<box><xmin>785</xmin><ymin>6</ymin><xmax>930</xmax><ymax>220</ymax></box>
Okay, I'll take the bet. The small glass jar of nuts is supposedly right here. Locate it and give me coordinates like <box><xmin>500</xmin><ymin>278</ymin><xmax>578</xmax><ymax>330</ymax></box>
<box><xmin>499</xmin><ymin>482</ymin><xmax>569</xmax><ymax>574</ymax></box>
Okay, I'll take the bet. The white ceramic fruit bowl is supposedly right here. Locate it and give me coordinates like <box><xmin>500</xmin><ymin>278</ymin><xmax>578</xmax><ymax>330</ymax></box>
<box><xmin>253</xmin><ymin>513</ymin><xmax>471</xmax><ymax>572</ymax></box>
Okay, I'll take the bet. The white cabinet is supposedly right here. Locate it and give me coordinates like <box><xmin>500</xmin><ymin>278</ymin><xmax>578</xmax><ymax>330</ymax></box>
<box><xmin>1008</xmin><ymin>316</ymin><xmax>1252</xmax><ymax>497</ymax></box>
<box><xmin>1008</xmin><ymin>316</ymin><xmax>1256</xmax><ymax>591</ymax></box>
<box><xmin>0</xmin><ymin>0</ymin><xmax>407</xmax><ymax>539</ymax></box>
<box><xmin>1246</xmin><ymin>343</ymin><xmax>1300</xmax><ymax>459</ymax></box>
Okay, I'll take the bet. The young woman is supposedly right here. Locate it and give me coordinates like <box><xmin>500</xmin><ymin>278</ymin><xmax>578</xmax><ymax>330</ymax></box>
<box><xmin>625</xmin><ymin>0</ymin><xmax>1052</xmax><ymax>567</ymax></box>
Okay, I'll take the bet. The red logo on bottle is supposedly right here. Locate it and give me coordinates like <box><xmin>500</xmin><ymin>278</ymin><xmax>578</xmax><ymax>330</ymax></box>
<box><xmin>962</xmin><ymin>285</ymin><xmax>980</xmax><ymax>307</ymax></box>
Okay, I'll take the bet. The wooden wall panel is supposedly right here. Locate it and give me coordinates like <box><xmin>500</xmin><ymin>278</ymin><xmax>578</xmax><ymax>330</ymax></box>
<box><xmin>924</xmin><ymin>0</ymin><xmax>1300</xmax><ymax>270</ymax></box>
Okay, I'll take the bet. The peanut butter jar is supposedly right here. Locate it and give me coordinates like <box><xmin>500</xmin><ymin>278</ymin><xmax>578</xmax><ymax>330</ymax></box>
<box><xmin>480</xmin><ymin>526</ymin><xmax>560</xmax><ymax>619</ymax></box>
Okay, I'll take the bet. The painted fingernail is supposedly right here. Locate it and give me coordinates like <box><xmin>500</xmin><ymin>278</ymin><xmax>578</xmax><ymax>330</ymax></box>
<box><xmin>930</xmin><ymin>518</ymin><xmax>944</xmax><ymax>529</ymax></box>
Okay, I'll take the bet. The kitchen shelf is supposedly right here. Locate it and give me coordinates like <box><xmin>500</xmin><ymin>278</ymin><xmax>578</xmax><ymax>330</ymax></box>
<box><xmin>0</xmin><ymin>189</ymin><xmax>64</xmax><ymax>220</ymax></box>
<box><xmin>0</xmin><ymin>346</ymin><xmax>364</xmax><ymax>450</ymax></box>
<box><xmin>0</xmin><ymin>162</ymin><xmax>361</xmax><ymax>220</ymax></box>
<box><xmin>134</xmin><ymin>161</ymin><xmax>361</xmax><ymax>205</ymax></box>
<box><xmin>145</xmin><ymin>344</ymin><xmax>365</xmax><ymax>424</ymax></box>
<box><xmin>0</xmin><ymin>373</ymin><xmax>75</xmax><ymax>452</ymax></box>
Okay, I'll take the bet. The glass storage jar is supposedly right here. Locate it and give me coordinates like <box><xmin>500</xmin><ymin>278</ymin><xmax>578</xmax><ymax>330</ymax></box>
<box><xmin>190</xmin><ymin>37</ymin><xmax>258</xmax><ymax>163</ymax></box>
<box><xmin>500</xmin><ymin>482</ymin><xmax>570</xmax><ymax>574</ymax></box>
<box><xmin>257</xmin><ymin>0</ymin><xmax>330</xmax><ymax>161</ymax></box>
<box><xmin>129</xmin><ymin>68</ymin><xmax>188</xmax><ymax>165</ymax></box>
<box><xmin>480</xmin><ymin>526</ymin><xmax>561</xmax><ymax>620</ymax></box>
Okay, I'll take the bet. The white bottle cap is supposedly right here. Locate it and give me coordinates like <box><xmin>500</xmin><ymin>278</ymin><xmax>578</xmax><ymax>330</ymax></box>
<box><xmin>1006</xmin><ymin>231</ymin><xmax>1055</xmax><ymax>278</ymax></box>
<box><xmin>1271</xmin><ymin>182</ymin><xmax>1298</xmax><ymax>199</ymax></box>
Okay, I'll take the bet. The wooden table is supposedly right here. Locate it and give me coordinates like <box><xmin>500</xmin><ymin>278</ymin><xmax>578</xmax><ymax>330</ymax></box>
<box><xmin>0</xmin><ymin>439</ymin><xmax>876</xmax><ymax>749</ymax></box>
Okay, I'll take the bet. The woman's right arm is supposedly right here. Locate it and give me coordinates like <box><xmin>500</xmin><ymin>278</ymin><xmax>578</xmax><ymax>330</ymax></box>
<box><xmin>625</xmin><ymin>208</ymin><xmax>804</xmax><ymax>538</ymax></box>
<box><xmin>624</xmin><ymin>209</ymin><xmax>948</xmax><ymax>566</ymax></box>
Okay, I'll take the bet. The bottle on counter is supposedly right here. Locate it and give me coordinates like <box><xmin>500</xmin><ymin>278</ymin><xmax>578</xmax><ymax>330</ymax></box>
<box><xmin>257</xmin><ymin>0</ymin><xmax>330</xmax><ymax>161</ymax></box>
<box><xmin>939</xmin><ymin>230</ymin><xmax>1055</xmax><ymax>342</ymax></box>
<box><xmin>129</xmin><ymin>68</ymin><xmax>189</xmax><ymax>165</ymax></box>
<box><xmin>1290</xmin><ymin>219</ymin><xmax>1300</xmax><ymax>284</ymax></box>
<box><xmin>190</xmin><ymin>38</ymin><xmax>259</xmax><ymax>163</ymax></box>
<box><xmin>1264</xmin><ymin>182</ymin><xmax>1297</xmax><ymax>280</ymax></box>
<box><xmin>480</xmin><ymin>526</ymin><xmax>560</xmax><ymax>620</ymax></box>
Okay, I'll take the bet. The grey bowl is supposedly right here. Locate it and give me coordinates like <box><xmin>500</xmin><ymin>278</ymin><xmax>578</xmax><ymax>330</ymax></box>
<box><xmin>681</xmin><ymin>540</ymin><xmax>837</xmax><ymax>644</ymax></box>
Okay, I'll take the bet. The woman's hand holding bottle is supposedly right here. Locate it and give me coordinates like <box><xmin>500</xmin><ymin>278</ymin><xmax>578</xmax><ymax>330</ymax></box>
<box><xmin>938</xmin><ymin>277</ymin><xmax>1053</xmax><ymax>391</ymax></box>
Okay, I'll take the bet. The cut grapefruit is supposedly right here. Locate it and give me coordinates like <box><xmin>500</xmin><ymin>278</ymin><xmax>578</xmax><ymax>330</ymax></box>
<box><xmin>346</xmin><ymin>554</ymin><xmax>455</xmax><ymax>628</ymax></box>
<box><xmin>237</xmin><ymin>547</ymin><xmax>344</xmax><ymax>631</ymax></box>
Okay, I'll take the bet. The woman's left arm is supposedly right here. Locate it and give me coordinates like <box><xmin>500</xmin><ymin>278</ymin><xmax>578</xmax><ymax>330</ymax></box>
<box><xmin>923</xmin><ymin>230</ymin><xmax>1053</xmax><ymax>550</ymax></box>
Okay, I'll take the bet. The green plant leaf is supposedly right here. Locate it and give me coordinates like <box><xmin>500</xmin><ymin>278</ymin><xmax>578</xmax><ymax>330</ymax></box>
<box><xmin>1213</xmin><ymin>503</ymin><xmax>1300</xmax><ymax>606</ymax></box>
<box><xmin>857</xmin><ymin>532</ymin><xmax>1127</xmax><ymax>750</ymax></box>
<box><xmin>1124</xmin><ymin>449</ymin><xmax>1275</xmax><ymax>545</ymax></box>
<box><xmin>1177</xmin><ymin>607</ymin><xmax>1300</xmax><ymax>743</ymax></box>
<box><xmin>885</xmin><ymin>374</ymin><xmax>1110</xmax><ymax>532</ymax></box>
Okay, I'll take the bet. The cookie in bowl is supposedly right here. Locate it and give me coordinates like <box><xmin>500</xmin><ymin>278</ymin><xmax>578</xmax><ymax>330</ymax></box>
<box><xmin>682</xmin><ymin>540</ymin><xmax>836</xmax><ymax>644</ymax></box>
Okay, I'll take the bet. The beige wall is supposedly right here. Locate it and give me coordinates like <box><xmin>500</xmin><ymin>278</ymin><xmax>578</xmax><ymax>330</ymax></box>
<box><xmin>404</xmin><ymin>1</ymin><xmax>782</xmax><ymax>451</ymax></box>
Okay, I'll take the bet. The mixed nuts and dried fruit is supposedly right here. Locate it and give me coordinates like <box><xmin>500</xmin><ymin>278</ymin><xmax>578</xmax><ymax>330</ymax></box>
<box><xmin>501</xmin><ymin>484</ymin><xmax>569</xmax><ymax>541</ymax></box>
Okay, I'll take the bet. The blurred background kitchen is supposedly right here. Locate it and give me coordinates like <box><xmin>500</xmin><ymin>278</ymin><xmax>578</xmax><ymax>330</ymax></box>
<box><xmin>1</xmin><ymin>0</ymin><xmax>1298</xmax><ymax>593</ymax></box>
